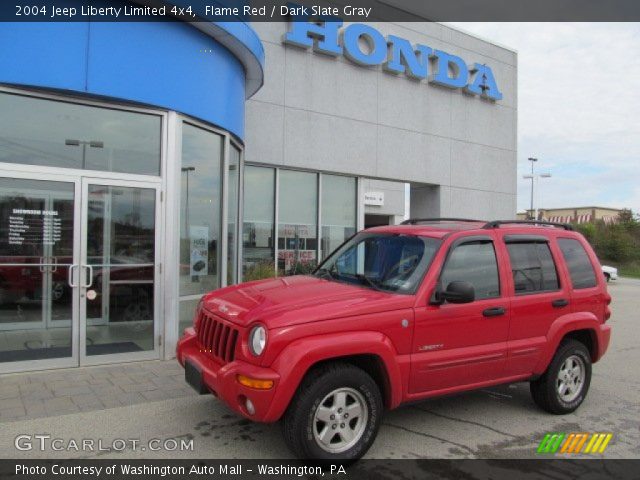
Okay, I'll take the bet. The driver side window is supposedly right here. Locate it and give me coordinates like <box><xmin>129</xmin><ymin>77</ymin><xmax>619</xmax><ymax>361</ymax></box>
<box><xmin>440</xmin><ymin>240</ymin><xmax>501</xmax><ymax>300</ymax></box>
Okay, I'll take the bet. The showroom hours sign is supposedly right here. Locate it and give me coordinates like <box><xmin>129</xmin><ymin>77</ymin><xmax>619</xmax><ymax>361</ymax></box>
<box><xmin>9</xmin><ymin>208</ymin><xmax>61</xmax><ymax>246</ymax></box>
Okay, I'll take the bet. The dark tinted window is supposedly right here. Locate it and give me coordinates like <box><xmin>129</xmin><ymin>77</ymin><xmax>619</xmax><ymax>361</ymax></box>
<box><xmin>440</xmin><ymin>241</ymin><xmax>500</xmax><ymax>300</ymax></box>
<box><xmin>558</xmin><ymin>238</ymin><xmax>598</xmax><ymax>289</ymax></box>
<box><xmin>507</xmin><ymin>242</ymin><xmax>559</xmax><ymax>294</ymax></box>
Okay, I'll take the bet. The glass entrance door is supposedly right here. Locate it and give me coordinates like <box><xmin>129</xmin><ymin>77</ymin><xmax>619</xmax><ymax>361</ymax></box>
<box><xmin>0</xmin><ymin>173</ymin><xmax>161</xmax><ymax>372</ymax></box>
<box><xmin>0</xmin><ymin>177</ymin><xmax>78</xmax><ymax>369</ymax></box>
<box><xmin>79</xmin><ymin>179</ymin><xmax>160</xmax><ymax>364</ymax></box>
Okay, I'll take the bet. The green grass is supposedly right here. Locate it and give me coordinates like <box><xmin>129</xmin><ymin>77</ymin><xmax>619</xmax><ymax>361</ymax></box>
<box><xmin>605</xmin><ymin>260</ymin><xmax>640</xmax><ymax>279</ymax></box>
<box><xmin>619</xmin><ymin>263</ymin><xmax>640</xmax><ymax>279</ymax></box>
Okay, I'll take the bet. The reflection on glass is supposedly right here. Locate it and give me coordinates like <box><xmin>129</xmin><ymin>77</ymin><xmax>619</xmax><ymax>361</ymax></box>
<box><xmin>227</xmin><ymin>146</ymin><xmax>240</xmax><ymax>285</ymax></box>
<box><xmin>178</xmin><ymin>297</ymin><xmax>200</xmax><ymax>337</ymax></box>
<box><xmin>321</xmin><ymin>174</ymin><xmax>357</xmax><ymax>260</ymax></box>
<box><xmin>0</xmin><ymin>179</ymin><xmax>74</xmax><ymax>362</ymax></box>
<box><xmin>242</xmin><ymin>166</ymin><xmax>275</xmax><ymax>281</ymax></box>
<box><xmin>85</xmin><ymin>185</ymin><xmax>156</xmax><ymax>355</ymax></box>
<box><xmin>0</xmin><ymin>92</ymin><xmax>161</xmax><ymax>175</ymax></box>
<box><xmin>278</xmin><ymin>170</ymin><xmax>318</xmax><ymax>276</ymax></box>
<box><xmin>179</xmin><ymin>124</ymin><xmax>222</xmax><ymax>296</ymax></box>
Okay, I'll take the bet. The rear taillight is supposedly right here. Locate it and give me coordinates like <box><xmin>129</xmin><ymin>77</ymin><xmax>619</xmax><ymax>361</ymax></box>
<box><xmin>604</xmin><ymin>295</ymin><xmax>612</xmax><ymax>322</ymax></box>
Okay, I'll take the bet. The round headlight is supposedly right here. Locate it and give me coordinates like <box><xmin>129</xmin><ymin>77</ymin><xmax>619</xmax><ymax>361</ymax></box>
<box><xmin>248</xmin><ymin>325</ymin><xmax>267</xmax><ymax>356</ymax></box>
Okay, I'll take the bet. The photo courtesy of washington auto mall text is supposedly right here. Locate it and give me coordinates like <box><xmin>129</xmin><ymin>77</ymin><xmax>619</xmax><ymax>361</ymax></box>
<box><xmin>1</xmin><ymin>0</ymin><xmax>640</xmax><ymax>479</ymax></box>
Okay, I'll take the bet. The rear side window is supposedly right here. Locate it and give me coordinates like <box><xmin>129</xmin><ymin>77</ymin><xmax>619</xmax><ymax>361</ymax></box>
<box><xmin>558</xmin><ymin>238</ymin><xmax>598</xmax><ymax>289</ymax></box>
<box><xmin>440</xmin><ymin>240</ymin><xmax>500</xmax><ymax>300</ymax></box>
<box><xmin>506</xmin><ymin>241</ymin><xmax>559</xmax><ymax>294</ymax></box>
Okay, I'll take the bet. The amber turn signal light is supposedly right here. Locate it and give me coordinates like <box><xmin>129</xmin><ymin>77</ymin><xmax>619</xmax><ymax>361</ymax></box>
<box><xmin>236</xmin><ymin>374</ymin><xmax>274</xmax><ymax>390</ymax></box>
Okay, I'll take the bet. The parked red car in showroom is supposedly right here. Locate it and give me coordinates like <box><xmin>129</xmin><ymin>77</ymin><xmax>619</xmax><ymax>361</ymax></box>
<box><xmin>177</xmin><ymin>219</ymin><xmax>612</xmax><ymax>461</ymax></box>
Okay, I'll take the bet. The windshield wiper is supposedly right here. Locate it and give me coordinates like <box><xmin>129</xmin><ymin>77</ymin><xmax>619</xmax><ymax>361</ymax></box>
<box><xmin>355</xmin><ymin>273</ymin><xmax>386</xmax><ymax>292</ymax></box>
<box><xmin>315</xmin><ymin>267</ymin><xmax>337</xmax><ymax>280</ymax></box>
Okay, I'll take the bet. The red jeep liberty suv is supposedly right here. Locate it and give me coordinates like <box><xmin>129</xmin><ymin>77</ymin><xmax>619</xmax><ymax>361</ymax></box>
<box><xmin>177</xmin><ymin>219</ymin><xmax>612</xmax><ymax>460</ymax></box>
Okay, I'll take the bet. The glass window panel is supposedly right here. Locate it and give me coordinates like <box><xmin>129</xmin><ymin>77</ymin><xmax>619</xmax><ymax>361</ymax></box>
<box><xmin>0</xmin><ymin>92</ymin><xmax>161</xmax><ymax>175</ymax></box>
<box><xmin>242</xmin><ymin>166</ymin><xmax>275</xmax><ymax>281</ymax></box>
<box><xmin>317</xmin><ymin>233</ymin><xmax>440</xmax><ymax>294</ymax></box>
<box><xmin>321</xmin><ymin>174</ymin><xmax>356</xmax><ymax>260</ymax></box>
<box><xmin>227</xmin><ymin>146</ymin><xmax>240</xmax><ymax>285</ymax></box>
<box><xmin>507</xmin><ymin>242</ymin><xmax>560</xmax><ymax>294</ymax></box>
<box><xmin>179</xmin><ymin>124</ymin><xmax>222</xmax><ymax>297</ymax></box>
<box><xmin>0</xmin><ymin>178</ymin><xmax>75</xmax><ymax>362</ymax></box>
<box><xmin>558</xmin><ymin>238</ymin><xmax>597</xmax><ymax>289</ymax></box>
<box><xmin>440</xmin><ymin>241</ymin><xmax>500</xmax><ymax>300</ymax></box>
<box><xmin>85</xmin><ymin>185</ymin><xmax>156</xmax><ymax>355</ymax></box>
<box><xmin>278</xmin><ymin>170</ymin><xmax>318</xmax><ymax>276</ymax></box>
<box><xmin>178</xmin><ymin>297</ymin><xmax>200</xmax><ymax>337</ymax></box>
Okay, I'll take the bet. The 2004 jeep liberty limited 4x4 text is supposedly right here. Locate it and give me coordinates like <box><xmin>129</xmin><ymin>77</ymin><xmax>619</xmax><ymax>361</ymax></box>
<box><xmin>177</xmin><ymin>219</ymin><xmax>612</xmax><ymax>460</ymax></box>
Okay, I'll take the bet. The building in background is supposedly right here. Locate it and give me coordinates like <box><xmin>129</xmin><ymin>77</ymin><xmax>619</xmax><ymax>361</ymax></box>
<box><xmin>0</xmin><ymin>9</ymin><xmax>517</xmax><ymax>373</ymax></box>
<box><xmin>243</xmin><ymin>20</ymin><xmax>518</xmax><ymax>281</ymax></box>
<box><xmin>517</xmin><ymin>207</ymin><xmax>622</xmax><ymax>224</ymax></box>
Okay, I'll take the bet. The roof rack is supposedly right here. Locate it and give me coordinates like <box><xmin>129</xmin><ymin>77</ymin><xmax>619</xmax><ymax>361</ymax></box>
<box><xmin>483</xmin><ymin>220</ymin><xmax>573</xmax><ymax>231</ymax></box>
<box><xmin>401</xmin><ymin>218</ymin><xmax>483</xmax><ymax>225</ymax></box>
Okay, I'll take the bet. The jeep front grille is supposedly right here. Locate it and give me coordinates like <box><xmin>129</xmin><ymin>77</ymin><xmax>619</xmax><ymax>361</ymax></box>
<box><xmin>196</xmin><ymin>311</ymin><xmax>239</xmax><ymax>364</ymax></box>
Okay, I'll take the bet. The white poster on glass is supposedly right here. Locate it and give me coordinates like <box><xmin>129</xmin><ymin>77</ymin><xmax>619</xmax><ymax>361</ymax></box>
<box><xmin>189</xmin><ymin>225</ymin><xmax>209</xmax><ymax>277</ymax></box>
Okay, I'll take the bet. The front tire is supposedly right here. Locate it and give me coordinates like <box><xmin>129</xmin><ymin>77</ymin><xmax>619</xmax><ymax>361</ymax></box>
<box><xmin>282</xmin><ymin>363</ymin><xmax>383</xmax><ymax>461</ymax></box>
<box><xmin>530</xmin><ymin>339</ymin><xmax>592</xmax><ymax>414</ymax></box>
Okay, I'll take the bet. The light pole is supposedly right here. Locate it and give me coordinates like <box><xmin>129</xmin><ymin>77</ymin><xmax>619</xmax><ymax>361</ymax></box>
<box><xmin>65</xmin><ymin>139</ymin><xmax>104</xmax><ymax>169</ymax></box>
<box><xmin>523</xmin><ymin>157</ymin><xmax>551</xmax><ymax>220</ymax></box>
<box><xmin>181</xmin><ymin>166</ymin><xmax>196</xmax><ymax>234</ymax></box>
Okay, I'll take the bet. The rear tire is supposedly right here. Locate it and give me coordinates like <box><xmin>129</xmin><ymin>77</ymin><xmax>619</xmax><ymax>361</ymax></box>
<box><xmin>530</xmin><ymin>339</ymin><xmax>591</xmax><ymax>414</ymax></box>
<box><xmin>282</xmin><ymin>362</ymin><xmax>383</xmax><ymax>461</ymax></box>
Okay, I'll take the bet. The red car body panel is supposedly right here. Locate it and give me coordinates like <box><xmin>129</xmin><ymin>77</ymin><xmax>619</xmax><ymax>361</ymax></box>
<box><xmin>177</xmin><ymin>222</ymin><xmax>612</xmax><ymax>423</ymax></box>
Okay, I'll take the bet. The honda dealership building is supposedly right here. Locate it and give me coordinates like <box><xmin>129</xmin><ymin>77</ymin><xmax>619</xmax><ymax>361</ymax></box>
<box><xmin>0</xmin><ymin>5</ymin><xmax>517</xmax><ymax>373</ymax></box>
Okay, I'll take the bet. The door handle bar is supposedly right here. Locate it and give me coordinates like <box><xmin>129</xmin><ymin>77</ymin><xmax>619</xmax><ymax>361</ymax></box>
<box><xmin>84</xmin><ymin>264</ymin><xmax>94</xmax><ymax>288</ymax></box>
<box><xmin>68</xmin><ymin>264</ymin><xmax>79</xmax><ymax>288</ymax></box>
<box><xmin>483</xmin><ymin>306</ymin><xmax>506</xmax><ymax>317</ymax></box>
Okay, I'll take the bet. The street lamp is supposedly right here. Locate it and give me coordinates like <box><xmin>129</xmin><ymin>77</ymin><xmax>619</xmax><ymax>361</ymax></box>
<box><xmin>523</xmin><ymin>157</ymin><xmax>551</xmax><ymax>220</ymax></box>
<box><xmin>181</xmin><ymin>166</ymin><xmax>196</xmax><ymax>235</ymax></box>
<box><xmin>65</xmin><ymin>139</ymin><xmax>104</xmax><ymax>169</ymax></box>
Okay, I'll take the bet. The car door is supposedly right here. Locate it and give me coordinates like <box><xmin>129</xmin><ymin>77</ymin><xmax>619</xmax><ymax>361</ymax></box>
<box><xmin>501</xmin><ymin>234</ymin><xmax>571</xmax><ymax>377</ymax></box>
<box><xmin>410</xmin><ymin>235</ymin><xmax>509</xmax><ymax>394</ymax></box>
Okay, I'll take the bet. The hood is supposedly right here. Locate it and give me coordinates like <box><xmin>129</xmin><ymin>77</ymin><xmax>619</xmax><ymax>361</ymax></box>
<box><xmin>201</xmin><ymin>275</ymin><xmax>414</xmax><ymax>329</ymax></box>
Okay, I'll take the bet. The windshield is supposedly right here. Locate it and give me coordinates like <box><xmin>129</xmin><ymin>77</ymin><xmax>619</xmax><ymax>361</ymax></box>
<box><xmin>314</xmin><ymin>233</ymin><xmax>441</xmax><ymax>294</ymax></box>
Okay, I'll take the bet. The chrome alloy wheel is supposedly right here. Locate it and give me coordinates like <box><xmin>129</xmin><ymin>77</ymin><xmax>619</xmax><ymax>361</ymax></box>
<box><xmin>312</xmin><ymin>387</ymin><xmax>368</xmax><ymax>454</ymax></box>
<box><xmin>557</xmin><ymin>354</ymin><xmax>586</xmax><ymax>403</ymax></box>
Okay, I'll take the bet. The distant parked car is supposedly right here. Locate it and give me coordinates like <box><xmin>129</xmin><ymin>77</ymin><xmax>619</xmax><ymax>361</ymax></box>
<box><xmin>602</xmin><ymin>265</ymin><xmax>618</xmax><ymax>282</ymax></box>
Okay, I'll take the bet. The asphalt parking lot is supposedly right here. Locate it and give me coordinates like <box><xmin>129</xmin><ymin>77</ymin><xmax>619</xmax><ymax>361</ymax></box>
<box><xmin>0</xmin><ymin>278</ymin><xmax>638</xmax><ymax>460</ymax></box>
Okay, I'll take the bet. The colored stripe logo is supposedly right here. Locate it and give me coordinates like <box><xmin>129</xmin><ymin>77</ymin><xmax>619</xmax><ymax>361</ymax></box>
<box><xmin>537</xmin><ymin>433</ymin><xmax>612</xmax><ymax>454</ymax></box>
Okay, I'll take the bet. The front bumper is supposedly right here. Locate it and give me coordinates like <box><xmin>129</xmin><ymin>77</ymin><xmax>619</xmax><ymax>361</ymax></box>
<box><xmin>176</xmin><ymin>328</ymin><xmax>280</xmax><ymax>422</ymax></box>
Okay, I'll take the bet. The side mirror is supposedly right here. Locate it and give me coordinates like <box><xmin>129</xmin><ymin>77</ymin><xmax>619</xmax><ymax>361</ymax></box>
<box><xmin>440</xmin><ymin>280</ymin><xmax>475</xmax><ymax>304</ymax></box>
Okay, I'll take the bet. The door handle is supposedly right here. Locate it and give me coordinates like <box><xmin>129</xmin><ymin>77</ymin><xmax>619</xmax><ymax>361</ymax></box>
<box><xmin>552</xmin><ymin>299</ymin><xmax>569</xmax><ymax>308</ymax></box>
<box><xmin>483</xmin><ymin>307</ymin><xmax>506</xmax><ymax>317</ymax></box>
<box><xmin>83</xmin><ymin>265</ymin><xmax>94</xmax><ymax>288</ymax></box>
<box><xmin>68</xmin><ymin>264</ymin><xmax>78</xmax><ymax>288</ymax></box>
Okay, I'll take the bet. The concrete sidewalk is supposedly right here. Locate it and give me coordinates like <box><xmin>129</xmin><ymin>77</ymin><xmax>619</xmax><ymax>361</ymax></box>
<box><xmin>0</xmin><ymin>360</ymin><xmax>196</xmax><ymax>422</ymax></box>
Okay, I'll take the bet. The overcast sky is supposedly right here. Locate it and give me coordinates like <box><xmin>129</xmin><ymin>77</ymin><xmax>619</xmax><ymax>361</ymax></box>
<box><xmin>449</xmin><ymin>23</ymin><xmax>640</xmax><ymax>214</ymax></box>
